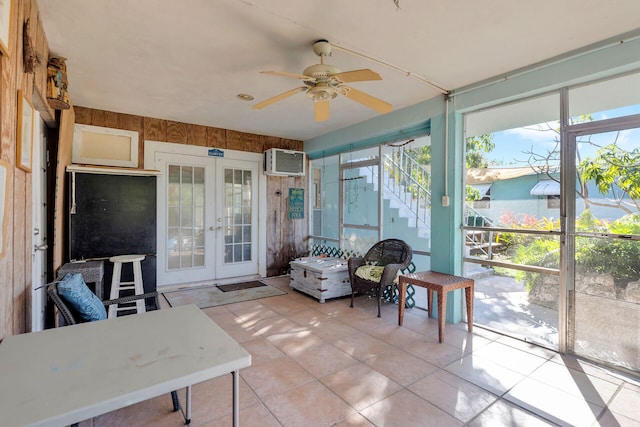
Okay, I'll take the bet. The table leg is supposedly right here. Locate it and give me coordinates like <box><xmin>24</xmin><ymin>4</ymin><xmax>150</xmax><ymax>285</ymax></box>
<box><xmin>185</xmin><ymin>385</ymin><xmax>192</xmax><ymax>425</ymax></box>
<box><xmin>398</xmin><ymin>280</ymin><xmax>408</xmax><ymax>325</ymax></box>
<box><xmin>427</xmin><ymin>289</ymin><xmax>433</xmax><ymax>318</ymax></box>
<box><xmin>438</xmin><ymin>290</ymin><xmax>446</xmax><ymax>343</ymax></box>
<box><xmin>465</xmin><ymin>284</ymin><xmax>474</xmax><ymax>333</ymax></box>
<box><xmin>232</xmin><ymin>370</ymin><xmax>240</xmax><ymax>427</ymax></box>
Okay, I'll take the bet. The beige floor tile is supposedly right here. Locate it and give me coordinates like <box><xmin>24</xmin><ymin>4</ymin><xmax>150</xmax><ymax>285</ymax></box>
<box><xmin>240</xmin><ymin>336</ymin><xmax>286</xmax><ymax>366</ymax></box>
<box><xmin>332</xmin><ymin>332</ymin><xmax>394</xmax><ymax>361</ymax></box>
<box><xmin>217</xmin><ymin>321</ymin><xmax>262</xmax><ymax>343</ymax></box>
<box><xmin>177</xmin><ymin>376</ymin><xmax>260</xmax><ymax>424</ymax></box>
<box><xmin>364</xmin><ymin>347</ymin><xmax>439</xmax><ymax>386</ymax></box>
<box><xmin>607</xmin><ymin>382</ymin><xmax>640</xmax><ymax>422</ymax></box>
<box><xmin>193</xmin><ymin>402</ymin><xmax>282</xmax><ymax>427</ymax></box>
<box><xmin>309</xmin><ymin>317</ymin><xmax>361</xmax><ymax>341</ymax></box>
<box><xmin>245</xmin><ymin>315</ymin><xmax>302</xmax><ymax>338</ymax></box>
<box><xmin>364</xmin><ymin>322</ymin><xmax>428</xmax><ymax>347</ymax></box>
<box><xmin>360</xmin><ymin>389</ymin><xmax>463</xmax><ymax>427</ymax></box>
<box><xmin>549</xmin><ymin>354</ymin><xmax>627</xmax><ymax>385</ymax></box>
<box><xmin>439</xmin><ymin>326</ymin><xmax>494</xmax><ymax>352</ymax></box>
<box><xmin>266</xmin><ymin>328</ymin><xmax>326</xmax><ymax>356</ymax></box>
<box><xmin>473</xmin><ymin>341</ymin><xmax>549</xmax><ymax>375</ymax></box>
<box><xmin>320</xmin><ymin>362</ymin><xmax>402</xmax><ymax>411</ymax></box>
<box><xmin>200</xmin><ymin>304</ymin><xmax>233</xmax><ymax>319</ymax></box>
<box><xmin>331</xmin><ymin>412</ymin><xmax>376</xmax><ymax>426</ymax></box>
<box><xmin>445</xmin><ymin>353</ymin><xmax>526</xmax><ymax>396</ymax></box>
<box><xmin>402</xmin><ymin>340</ymin><xmax>467</xmax><ymax>367</ymax></box>
<box><xmin>528</xmin><ymin>360</ymin><xmax>621</xmax><ymax>406</ymax></box>
<box><xmin>466</xmin><ymin>399</ymin><xmax>556</xmax><ymax>427</ymax></box>
<box><xmin>290</xmin><ymin>341</ymin><xmax>359</xmax><ymax>378</ymax></box>
<box><xmin>397</xmin><ymin>309</ymin><xmax>441</xmax><ymax>337</ymax></box>
<box><xmin>264</xmin><ymin>380</ymin><xmax>356</xmax><ymax>427</ymax></box>
<box><xmin>496</xmin><ymin>335</ymin><xmax>558</xmax><ymax>360</ymax></box>
<box><xmin>240</xmin><ymin>357</ymin><xmax>314</xmax><ymax>401</ymax></box>
<box><xmin>88</xmin><ymin>278</ymin><xmax>640</xmax><ymax>427</ymax></box>
<box><xmin>314</xmin><ymin>298</ymin><xmax>357</xmax><ymax>316</ymax></box>
<box><xmin>504</xmin><ymin>377</ymin><xmax>604</xmax><ymax>426</ymax></box>
<box><xmin>408</xmin><ymin>370</ymin><xmax>498</xmax><ymax>423</ymax></box>
<box><xmin>595</xmin><ymin>408</ymin><xmax>640</xmax><ymax>427</ymax></box>
<box><xmin>287</xmin><ymin>307</ymin><xmax>333</xmax><ymax>326</ymax></box>
<box><xmin>92</xmin><ymin>393</ymin><xmax>186</xmax><ymax>427</ymax></box>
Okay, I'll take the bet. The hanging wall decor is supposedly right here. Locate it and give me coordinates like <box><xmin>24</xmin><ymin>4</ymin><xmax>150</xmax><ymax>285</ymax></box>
<box><xmin>47</xmin><ymin>55</ymin><xmax>70</xmax><ymax>109</ymax></box>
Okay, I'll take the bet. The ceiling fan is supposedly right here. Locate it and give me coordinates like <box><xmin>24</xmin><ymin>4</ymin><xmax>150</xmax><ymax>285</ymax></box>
<box><xmin>253</xmin><ymin>40</ymin><xmax>392</xmax><ymax>122</ymax></box>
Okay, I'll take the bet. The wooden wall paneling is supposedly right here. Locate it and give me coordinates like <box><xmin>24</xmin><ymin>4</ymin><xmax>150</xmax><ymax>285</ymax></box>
<box><xmin>166</xmin><ymin>120</ymin><xmax>187</xmax><ymax>145</ymax></box>
<box><xmin>206</xmin><ymin>126</ymin><xmax>225</xmax><ymax>148</ymax></box>
<box><xmin>242</xmin><ymin>133</ymin><xmax>262</xmax><ymax>152</ymax></box>
<box><xmin>186</xmin><ymin>123</ymin><xmax>207</xmax><ymax>147</ymax></box>
<box><xmin>13</xmin><ymin>166</ymin><xmax>26</xmax><ymax>334</ymax></box>
<box><xmin>225</xmin><ymin>130</ymin><xmax>243</xmax><ymax>151</ymax></box>
<box><xmin>0</xmin><ymin>0</ymin><xmax>18</xmax><ymax>340</ymax></box>
<box><xmin>143</xmin><ymin>117</ymin><xmax>167</xmax><ymax>142</ymax></box>
<box><xmin>265</xmin><ymin>176</ymin><xmax>283</xmax><ymax>276</ymax></box>
<box><xmin>264</xmin><ymin>175</ymin><xmax>309</xmax><ymax>276</ymax></box>
<box><xmin>73</xmin><ymin>105</ymin><xmax>91</xmax><ymax>124</ymax></box>
<box><xmin>90</xmin><ymin>109</ymin><xmax>118</xmax><ymax>129</ymax></box>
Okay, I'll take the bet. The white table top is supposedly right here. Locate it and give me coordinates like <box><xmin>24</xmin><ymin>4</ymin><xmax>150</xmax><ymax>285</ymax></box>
<box><xmin>0</xmin><ymin>304</ymin><xmax>251</xmax><ymax>427</ymax></box>
<box><xmin>290</xmin><ymin>256</ymin><xmax>348</xmax><ymax>273</ymax></box>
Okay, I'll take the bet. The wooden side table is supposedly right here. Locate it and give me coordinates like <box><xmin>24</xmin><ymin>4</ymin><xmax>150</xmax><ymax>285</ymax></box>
<box><xmin>398</xmin><ymin>271</ymin><xmax>474</xmax><ymax>343</ymax></box>
<box><xmin>57</xmin><ymin>260</ymin><xmax>105</xmax><ymax>300</ymax></box>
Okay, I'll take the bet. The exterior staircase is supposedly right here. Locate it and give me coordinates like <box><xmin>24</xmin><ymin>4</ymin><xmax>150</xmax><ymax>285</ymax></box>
<box><xmin>356</xmin><ymin>150</ymin><xmax>498</xmax><ymax>269</ymax></box>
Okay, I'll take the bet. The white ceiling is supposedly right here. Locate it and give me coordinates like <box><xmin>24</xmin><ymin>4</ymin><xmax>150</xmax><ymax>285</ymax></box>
<box><xmin>37</xmin><ymin>0</ymin><xmax>640</xmax><ymax>142</ymax></box>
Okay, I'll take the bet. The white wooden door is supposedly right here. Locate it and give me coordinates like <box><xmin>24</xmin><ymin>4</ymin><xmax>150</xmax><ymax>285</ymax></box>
<box><xmin>155</xmin><ymin>152</ymin><xmax>259</xmax><ymax>286</ymax></box>
<box><xmin>31</xmin><ymin>115</ymin><xmax>47</xmax><ymax>331</ymax></box>
<box><xmin>215</xmin><ymin>159</ymin><xmax>259</xmax><ymax>279</ymax></box>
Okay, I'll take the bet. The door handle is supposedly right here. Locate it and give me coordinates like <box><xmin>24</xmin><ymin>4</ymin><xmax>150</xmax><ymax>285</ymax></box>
<box><xmin>34</xmin><ymin>243</ymin><xmax>48</xmax><ymax>252</ymax></box>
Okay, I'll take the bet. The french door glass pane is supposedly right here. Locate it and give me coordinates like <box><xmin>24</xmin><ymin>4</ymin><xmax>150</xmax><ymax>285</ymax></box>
<box><xmin>572</xmin><ymin>125</ymin><xmax>640</xmax><ymax>371</ymax></box>
<box><xmin>464</xmin><ymin>95</ymin><xmax>562</xmax><ymax>349</ymax></box>
<box><xmin>574</xmin><ymin>236</ymin><xmax>639</xmax><ymax>371</ymax></box>
<box><xmin>167</xmin><ymin>165</ymin><xmax>205</xmax><ymax>270</ymax></box>
<box><xmin>224</xmin><ymin>168</ymin><xmax>252</xmax><ymax>263</ymax></box>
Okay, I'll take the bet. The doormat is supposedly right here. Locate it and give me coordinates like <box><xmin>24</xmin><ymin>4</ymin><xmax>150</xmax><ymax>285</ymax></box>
<box><xmin>217</xmin><ymin>281</ymin><xmax>266</xmax><ymax>292</ymax></box>
<box><xmin>162</xmin><ymin>281</ymin><xmax>286</xmax><ymax>309</ymax></box>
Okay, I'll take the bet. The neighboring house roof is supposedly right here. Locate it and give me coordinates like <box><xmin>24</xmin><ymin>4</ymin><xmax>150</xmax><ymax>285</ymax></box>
<box><xmin>466</xmin><ymin>167</ymin><xmax>534</xmax><ymax>184</ymax></box>
<box><xmin>530</xmin><ymin>180</ymin><xmax>561</xmax><ymax>196</ymax></box>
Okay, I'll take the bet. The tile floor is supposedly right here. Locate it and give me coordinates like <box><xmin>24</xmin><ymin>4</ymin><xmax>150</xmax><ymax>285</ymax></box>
<box><xmin>81</xmin><ymin>276</ymin><xmax>639</xmax><ymax>427</ymax></box>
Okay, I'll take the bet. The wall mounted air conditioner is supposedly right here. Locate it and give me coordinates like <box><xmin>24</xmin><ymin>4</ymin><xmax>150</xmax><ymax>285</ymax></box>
<box><xmin>264</xmin><ymin>148</ymin><xmax>306</xmax><ymax>176</ymax></box>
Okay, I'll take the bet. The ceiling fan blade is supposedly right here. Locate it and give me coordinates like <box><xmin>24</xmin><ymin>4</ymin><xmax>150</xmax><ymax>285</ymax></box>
<box><xmin>333</xmin><ymin>69</ymin><xmax>382</xmax><ymax>83</ymax></box>
<box><xmin>342</xmin><ymin>86</ymin><xmax>392</xmax><ymax>114</ymax></box>
<box><xmin>253</xmin><ymin>87</ymin><xmax>306</xmax><ymax>110</ymax></box>
<box><xmin>261</xmin><ymin>70</ymin><xmax>314</xmax><ymax>81</ymax></box>
<box><xmin>314</xmin><ymin>100</ymin><xmax>330</xmax><ymax>122</ymax></box>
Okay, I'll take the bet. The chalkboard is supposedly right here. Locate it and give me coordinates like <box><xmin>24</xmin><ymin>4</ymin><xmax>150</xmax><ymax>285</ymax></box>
<box><xmin>69</xmin><ymin>173</ymin><xmax>157</xmax><ymax>296</ymax></box>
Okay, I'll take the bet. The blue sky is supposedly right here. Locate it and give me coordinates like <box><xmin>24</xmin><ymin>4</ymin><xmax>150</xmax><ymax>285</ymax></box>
<box><xmin>486</xmin><ymin>105</ymin><xmax>640</xmax><ymax>166</ymax></box>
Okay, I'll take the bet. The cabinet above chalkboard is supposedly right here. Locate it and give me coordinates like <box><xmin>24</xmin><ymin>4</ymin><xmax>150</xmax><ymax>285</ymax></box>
<box><xmin>73</xmin><ymin>124</ymin><xmax>139</xmax><ymax>168</ymax></box>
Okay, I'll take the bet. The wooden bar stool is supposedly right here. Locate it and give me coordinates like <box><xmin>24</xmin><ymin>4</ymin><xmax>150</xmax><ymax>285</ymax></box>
<box><xmin>108</xmin><ymin>254</ymin><xmax>146</xmax><ymax>318</ymax></box>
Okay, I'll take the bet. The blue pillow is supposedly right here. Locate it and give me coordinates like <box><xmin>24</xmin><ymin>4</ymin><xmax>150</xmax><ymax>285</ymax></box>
<box><xmin>58</xmin><ymin>273</ymin><xmax>107</xmax><ymax>321</ymax></box>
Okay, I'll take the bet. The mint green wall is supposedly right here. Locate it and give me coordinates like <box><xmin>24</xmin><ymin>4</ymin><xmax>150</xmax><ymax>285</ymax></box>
<box><xmin>429</xmin><ymin>108</ymin><xmax>465</xmax><ymax>322</ymax></box>
<box><xmin>303</xmin><ymin>34</ymin><xmax>640</xmax><ymax>324</ymax></box>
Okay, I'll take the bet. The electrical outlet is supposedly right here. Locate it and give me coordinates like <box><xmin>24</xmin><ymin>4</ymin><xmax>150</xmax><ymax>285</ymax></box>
<box><xmin>442</xmin><ymin>195</ymin><xmax>450</xmax><ymax>207</ymax></box>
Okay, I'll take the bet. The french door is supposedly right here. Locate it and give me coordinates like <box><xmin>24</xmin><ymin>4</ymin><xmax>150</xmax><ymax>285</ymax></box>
<box><xmin>155</xmin><ymin>153</ymin><xmax>259</xmax><ymax>286</ymax></box>
<box><xmin>565</xmin><ymin>117</ymin><xmax>640</xmax><ymax>372</ymax></box>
